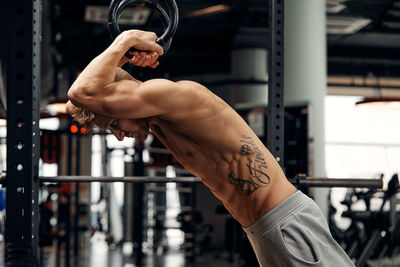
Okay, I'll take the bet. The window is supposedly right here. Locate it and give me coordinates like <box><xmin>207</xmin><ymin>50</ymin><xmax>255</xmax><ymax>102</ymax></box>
<box><xmin>325</xmin><ymin>95</ymin><xmax>400</xmax><ymax>183</ymax></box>
<box><xmin>325</xmin><ymin>95</ymin><xmax>400</xmax><ymax>228</ymax></box>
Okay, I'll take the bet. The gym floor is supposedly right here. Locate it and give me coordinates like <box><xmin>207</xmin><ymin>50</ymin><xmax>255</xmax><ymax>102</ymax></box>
<box><xmin>0</xmin><ymin>234</ymin><xmax>236</xmax><ymax>267</ymax></box>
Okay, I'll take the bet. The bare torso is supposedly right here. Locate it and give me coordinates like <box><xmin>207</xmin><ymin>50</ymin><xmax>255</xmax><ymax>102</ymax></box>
<box><xmin>65</xmin><ymin>30</ymin><xmax>295</xmax><ymax>227</ymax></box>
<box><xmin>148</xmin><ymin>81</ymin><xmax>296</xmax><ymax>227</ymax></box>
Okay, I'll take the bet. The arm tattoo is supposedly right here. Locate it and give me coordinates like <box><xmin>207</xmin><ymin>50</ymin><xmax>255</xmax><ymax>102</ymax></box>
<box><xmin>228</xmin><ymin>135</ymin><xmax>271</xmax><ymax>195</ymax></box>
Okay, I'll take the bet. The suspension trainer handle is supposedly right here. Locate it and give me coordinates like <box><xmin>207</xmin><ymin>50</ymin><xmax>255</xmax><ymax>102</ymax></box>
<box><xmin>107</xmin><ymin>0</ymin><xmax>179</xmax><ymax>57</ymax></box>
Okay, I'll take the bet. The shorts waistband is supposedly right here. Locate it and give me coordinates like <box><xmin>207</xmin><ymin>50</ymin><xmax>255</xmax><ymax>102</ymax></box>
<box><xmin>243</xmin><ymin>190</ymin><xmax>311</xmax><ymax>239</ymax></box>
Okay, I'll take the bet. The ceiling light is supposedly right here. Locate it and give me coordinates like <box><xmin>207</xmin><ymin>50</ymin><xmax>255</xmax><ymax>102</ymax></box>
<box><xmin>40</xmin><ymin>118</ymin><xmax>60</xmax><ymax>131</ymax></box>
<box><xmin>387</xmin><ymin>9</ymin><xmax>400</xmax><ymax>17</ymax></box>
<box><xmin>326</xmin><ymin>0</ymin><xmax>346</xmax><ymax>13</ymax></box>
<box><xmin>356</xmin><ymin>97</ymin><xmax>400</xmax><ymax>110</ymax></box>
<box><xmin>327</xmin><ymin>16</ymin><xmax>371</xmax><ymax>34</ymax></box>
<box><xmin>383</xmin><ymin>21</ymin><xmax>400</xmax><ymax>29</ymax></box>
<box><xmin>85</xmin><ymin>5</ymin><xmax>151</xmax><ymax>25</ymax></box>
<box><xmin>45</xmin><ymin>103</ymin><xmax>67</xmax><ymax>115</ymax></box>
<box><xmin>41</xmin><ymin>100</ymin><xmax>68</xmax><ymax>118</ymax></box>
<box><xmin>184</xmin><ymin>4</ymin><xmax>230</xmax><ymax>18</ymax></box>
<box><xmin>0</xmin><ymin>119</ymin><xmax>6</xmax><ymax>127</ymax></box>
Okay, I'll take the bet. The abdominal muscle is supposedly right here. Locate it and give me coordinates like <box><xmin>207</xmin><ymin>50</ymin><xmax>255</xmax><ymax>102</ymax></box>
<box><xmin>149</xmin><ymin>110</ymin><xmax>296</xmax><ymax>227</ymax></box>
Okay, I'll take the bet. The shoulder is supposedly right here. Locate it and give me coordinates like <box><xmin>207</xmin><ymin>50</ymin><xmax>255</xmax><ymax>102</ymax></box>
<box><xmin>138</xmin><ymin>79</ymin><xmax>207</xmax><ymax>100</ymax></box>
<box><xmin>138</xmin><ymin>79</ymin><xmax>221</xmax><ymax>119</ymax></box>
<box><xmin>140</xmin><ymin>79</ymin><xmax>203</xmax><ymax>90</ymax></box>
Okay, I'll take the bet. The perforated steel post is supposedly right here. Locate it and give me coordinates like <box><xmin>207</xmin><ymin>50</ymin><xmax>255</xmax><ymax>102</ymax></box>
<box><xmin>5</xmin><ymin>0</ymin><xmax>41</xmax><ymax>266</ymax></box>
<box><xmin>267</xmin><ymin>0</ymin><xmax>285</xmax><ymax>167</ymax></box>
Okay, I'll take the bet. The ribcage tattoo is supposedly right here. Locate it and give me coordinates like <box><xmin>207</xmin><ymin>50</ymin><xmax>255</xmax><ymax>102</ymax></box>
<box><xmin>228</xmin><ymin>135</ymin><xmax>271</xmax><ymax>195</ymax></box>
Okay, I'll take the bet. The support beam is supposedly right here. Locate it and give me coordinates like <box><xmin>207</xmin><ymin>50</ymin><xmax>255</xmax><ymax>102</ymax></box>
<box><xmin>267</xmin><ymin>0</ymin><xmax>285</xmax><ymax>166</ymax></box>
<box><xmin>4</xmin><ymin>1</ymin><xmax>41</xmax><ymax>266</ymax></box>
<box><xmin>39</xmin><ymin>176</ymin><xmax>203</xmax><ymax>183</ymax></box>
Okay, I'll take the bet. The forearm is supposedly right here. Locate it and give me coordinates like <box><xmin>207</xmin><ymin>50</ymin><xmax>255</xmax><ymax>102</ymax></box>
<box><xmin>68</xmin><ymin>36</ymin><xmax>134</xmax><ymax>98</ymax></box>
<box><xmin>67</xmin><ymin>30</ymin><xmax>162</xmax><ymax>104</ymax></box>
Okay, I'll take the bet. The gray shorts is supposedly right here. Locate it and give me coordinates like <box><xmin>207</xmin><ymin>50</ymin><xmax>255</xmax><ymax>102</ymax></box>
<box><xmin>243</xmin><ymin>190</ymin><xmax>355</xmax><ymax>267</ymax></box>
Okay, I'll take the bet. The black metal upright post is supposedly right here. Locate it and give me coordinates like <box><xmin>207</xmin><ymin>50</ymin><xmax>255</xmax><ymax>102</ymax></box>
<box><xmin>65</xmin><ymin>124</ymin><xmax>73</xmax><ymax>267</ymax></box>
<box><xmin>267</xmin><ymin>0</ymin><xmax>285</xmax><ymax>167</ymax></box>
<box><xmin>132</xmin><ymin>141</ymin><xmax>145</xmax><ymax>265</ymax></box>
<box><xmin>74</xmin><ymin>134</ymin><xmax>81</xmax><ymax>264</ymax></box>
<box><xmin>4</xmin><ymin>0</ymin><xmax>41</xmax><ymax>266</ymax></box>
<box><xmin>56</xmin><ymin>196</ymin><xmax>61</xmax><ymax>266</ymax></box>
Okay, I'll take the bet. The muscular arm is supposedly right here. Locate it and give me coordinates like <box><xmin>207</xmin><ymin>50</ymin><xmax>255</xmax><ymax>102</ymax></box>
<box><xmin>67</xmin><ymin>30</ymin><xmax>166</xmax><ymax>118</ymax></box>
<box><xmin>67</xmin><ymin>30</ymin><xmax>208</xmax><ymax>120</ymax></box>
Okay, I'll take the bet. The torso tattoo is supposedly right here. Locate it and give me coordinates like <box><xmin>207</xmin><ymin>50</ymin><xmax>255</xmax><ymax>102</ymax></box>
<box><xmin>228</xmin><ymin>135</ymin><xmax>271</xmax><ymax>195</ymax></box>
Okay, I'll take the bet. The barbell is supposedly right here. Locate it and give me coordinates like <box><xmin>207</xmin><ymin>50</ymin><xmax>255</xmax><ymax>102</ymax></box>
<box><xmin>0</xmin><ymin>174</ymin><xmax>384</xmax><ymax>189</ymax></box>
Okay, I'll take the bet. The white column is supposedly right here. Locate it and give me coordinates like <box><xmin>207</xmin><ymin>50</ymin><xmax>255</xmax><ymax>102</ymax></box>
<box><xmin>231</xmin><ymin>48</ymin><xmax>268</xmax><ymax>105</ymax></box>
<box><xmin>284</xmin><ymin>0</ymin><xmax>328</xmax><ymax>214</ymax></box>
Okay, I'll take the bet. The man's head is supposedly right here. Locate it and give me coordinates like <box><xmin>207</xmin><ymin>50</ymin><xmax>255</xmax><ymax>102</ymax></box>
<box><xmin>66</xmin><ymin>67</ymin><xmax>148</xmax><ymax>140</ymax></box>
<box><xmin>66</xmin><ymin>102</ymin><xmax>149</xmax><ymax>141</ymax></box>
<box><xmin>92</xmin><ymin>114</ymin><xmax>149</xmax><ymax>141</ymax></box>
<box><xmin>67</xmin><ymin>101</ymin><xmax>149</xmax><ymax>141</ymax></box>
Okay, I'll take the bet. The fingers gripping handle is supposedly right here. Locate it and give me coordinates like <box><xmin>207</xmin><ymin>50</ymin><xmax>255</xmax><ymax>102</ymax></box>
<box><xmin>124</xmin><ymin>38</ymin><xmax>163</xmax><ymax>59</ymax></box>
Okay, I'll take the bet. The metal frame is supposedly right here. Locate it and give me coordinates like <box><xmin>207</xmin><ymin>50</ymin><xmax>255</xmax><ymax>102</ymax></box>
<box><xmin>132</xmin><ymin>142</ymin><xmax>145</xmax><ymax>265</ymax></box>
<box><xmin>74</xmin><ymin>133</ymin><xmax>81</xmax><ymax>265</ymax></box>
<box><xmin>0</xmin><ymin>176</ymin><xmax>376</xmax><ymax>189</ymax></box>
<box><xmin>267</xmin><ymin>0</ymin><xmax>285</xmax><ymax>167</ymax></box>
<box><xmin>1</xmin><ymin>0</ymin><xmax>384</xmax><ymax>263</ymax></box>
<box><xmin>66</xmin><ymin>121</ymin><xmax>73</xmax><ymax>267</ymax></box>
<box><xmin>0</xmin><ymin>173</ymin><xmax>384</xmax><ymax>188</ymax></box>
<box><xmin>4</xmin><ymin>0</ymin><xmax>41</xmax><ymax>266</ymax></box>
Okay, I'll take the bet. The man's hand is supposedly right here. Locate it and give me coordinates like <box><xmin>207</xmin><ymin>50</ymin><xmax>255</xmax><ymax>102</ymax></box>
<box><xmin>129</xmin><ymin>51</ymin><xmax>160</xmax><ymax>68</ymax></box>
<box><xmin>115</xmin><ymin>30</ymin><xmax>163</xmax><ymax>68</ymax></box>
<box><xmin>118</xmin><ymin>51</ymin><xmax>160</xmax><ymax>68</ymax></box>
<box><xmin>116</xmin><ymin>30</ymin><xmax>164</xmax><ymax>55</ymax></box>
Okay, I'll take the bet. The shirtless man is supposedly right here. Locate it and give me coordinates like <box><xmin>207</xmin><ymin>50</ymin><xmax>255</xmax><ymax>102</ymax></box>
<box><xmin>67</xmin><ymin>30</ymin><xmax>354</xmax><ymax>267</ymax></box>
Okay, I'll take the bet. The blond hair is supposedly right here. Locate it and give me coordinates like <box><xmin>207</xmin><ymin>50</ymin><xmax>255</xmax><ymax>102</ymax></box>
<box><xmin>69</xmin><ymin>104</ymin><xmax>96</xmax><ymax>135</ymax></box>
<box><xmin>67</xmin><ymin>67</ymin><xmax>136</xmax><ymax>134</ymax></box>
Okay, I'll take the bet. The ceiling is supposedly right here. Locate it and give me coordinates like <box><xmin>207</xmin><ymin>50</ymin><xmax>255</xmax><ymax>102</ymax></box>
<box><xmin>48</xmin><ymin>0</ymin><xmax>400</xmax><ymax>85</ymax></box>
